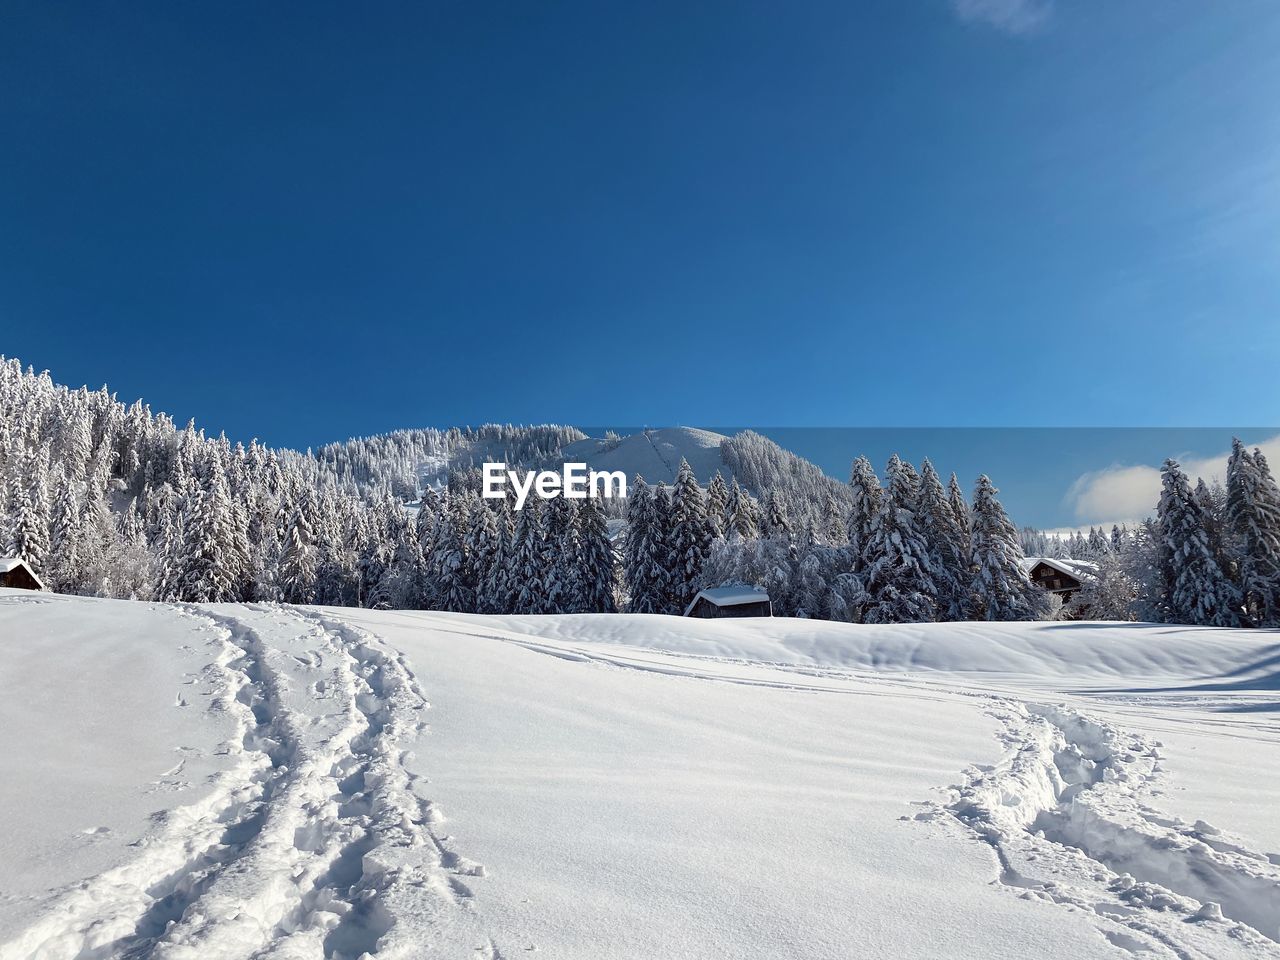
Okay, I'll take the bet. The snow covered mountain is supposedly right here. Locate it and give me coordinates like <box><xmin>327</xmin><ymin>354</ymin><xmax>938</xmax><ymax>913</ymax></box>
<box><xmin>3</xmin><ymin>590</ymin><xmax>1279</xmax><ymax>960</ymax></box>
<box><xmin>560</xmin><ymin>426</ymin><xmax>731</xmax><ymax>486</ymax></box>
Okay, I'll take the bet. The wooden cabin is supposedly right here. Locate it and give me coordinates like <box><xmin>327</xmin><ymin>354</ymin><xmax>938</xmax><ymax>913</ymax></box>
<box><xmin>1023</xmin><ymin>557</ymin><xmax>1096</xmax><ymax>604</ymax></box>
<box><xmin>683</xmin><ymin>585</ymin><xmax>773</xmax><ymax>619</ymax></box>
<box><xmin>0</xmin><ymin>557</ymin><xmax>44</xmax><ymax>591</ymax></box>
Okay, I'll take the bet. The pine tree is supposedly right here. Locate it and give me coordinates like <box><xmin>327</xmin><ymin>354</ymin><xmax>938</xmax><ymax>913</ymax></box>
<box><xmin>426</xmin><ymin>494</ymin><xmax>473</xmax><ymax>612</ymax></box>
<box><xmin>173</xmin><ymin>454</ymin><xmax>250</xmax><ymax>603</ymax></box>
<box><xmin>969</xmin><ymin>475</ymin><xmax>1043</xmax><ymax>621</ymax></box>
<box><xmin>919</xmin><ymin>459</ymin><xmax>968</xmax><ymax>621</ymax></box>
<box><xmin>668</xmin><ymin>459</ymin><xmax>714</xmax><ymax>613</ymax></box>
<box><xmin>279</xmin><ymin>492</ymin><xmax>318</xmax><ymax>604</ymax></box>
<box><xmin>576</xmin><ymin>496</ymin><xmax>617</xmax><ymax>613</ymax></box>
<box><xmin>1226</xmin><ymin>439</ymin><xmax>1280</xmax><ymax>626</ymax></box>
<box><xmin>7</xmin><ymin>448</ymin><xmax>51</xmax><ymax>575</ymax></box>
<box><xmin>46</xmin><ymin>476</ymin><xmax>84</xmax><ymax>593</ymax></box>
<box><xmin>847</xmin><ymin>456</ymin><xmax>882</xmax><ymax>568</ymax></box>
<box><xmin>1157</xmin><ymin>459</ymin><xmax>1241</xmax><ymax>626</ymax></box>
<box><xmin>624</xmin><ymin>478</ymin><xmax>667</xmax><ymax>614</ymax></box>
<box><xmin>509</xmin><ymin>500</ymin><xmax>545</xmax><ymax>614</ymax></box>
<box><xmin>539</xmin><ymin>496</ymin><xmax>576</xmax><ymax>613</ymax></box>
<box><xmin>478</xmin><ymin>500</ymin><xmax>516</xmax><ymax>614</ymax></box>
<box><xmin>862</xmin><ymin>455</ymin><xmax>936</xmax><ymax>623</ymax></box>
<box><xmin>725</xmin><ymin>479</ymin><xmax>759</xmax><ymax>540</ymax></box>
<box><xmin>763</xmin><ymin>490</ymin><xmax>792</xmax><ymax>540</ymax></box>
<box><xmin>706</xmin><ymin>472</ymin><xmax>729</xmax><ymax>539</ymax></box>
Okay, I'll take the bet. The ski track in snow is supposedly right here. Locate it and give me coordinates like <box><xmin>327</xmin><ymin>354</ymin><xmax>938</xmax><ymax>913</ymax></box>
<box><xmin>920</xmin><ymin>697</ymin><xmax>1280</xmax><ymax>959</ymax></box>
<box><xmin>0</xmin><ymin>604</ymin><xmax>494</xmax><ymax>960</ymax></box>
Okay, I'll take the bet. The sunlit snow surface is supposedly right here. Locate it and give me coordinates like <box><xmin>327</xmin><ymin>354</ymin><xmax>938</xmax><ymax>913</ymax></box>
<box><xmin>2</xmin><ymin>590</ymin><xmax>1278</xmax><ymax>959</ymax></box>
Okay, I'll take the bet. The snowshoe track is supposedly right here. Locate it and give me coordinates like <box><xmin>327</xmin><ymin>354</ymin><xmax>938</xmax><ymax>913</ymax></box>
<box><xmin>922</xmin><ymin>698</ymin><xmax>1280</xmax><ymax>958</ymax></box>
<box><xmin>0</xmin><ymin>604</ymin><xmax>492</xmax><ymax>960</ymax></box>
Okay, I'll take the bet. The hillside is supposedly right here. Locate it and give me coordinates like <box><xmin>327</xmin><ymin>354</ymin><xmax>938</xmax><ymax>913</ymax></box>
<box><xmin>560</xmin><ymin>427</ymin><xmax>730</xmax><ymax>486</ymax></box>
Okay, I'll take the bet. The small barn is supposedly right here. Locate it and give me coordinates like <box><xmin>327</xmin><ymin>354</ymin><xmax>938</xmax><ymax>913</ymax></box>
<box><xmin>0</xmin><ymin>557</ymin><xmax>44</xmax><ymax>591</ymax></box>
<box><xmin>683</xmin><ymin>585</ymin><xmax>772</xmax><ymax>619</ymax></box>
<box><xmin>1023</xmin><ymin>557</ymin><xmax>1097</xmax><ymax>604</ymax></box>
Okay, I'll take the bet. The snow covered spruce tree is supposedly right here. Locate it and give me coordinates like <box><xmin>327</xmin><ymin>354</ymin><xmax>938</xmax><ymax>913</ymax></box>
<box><xmin>477</xmin><ymin>499</ymin><xmax>515</xmax><ymax>614</ymax></box>
<box><xmin>1227</xmin><ymin>438</ymin><xmax>1280</xmax><ymax>626</ymax></box>
<box><xmin>919</xmin><ymin>459</ymin><xmax>969</xmax><ymax>621</ymax></box>
<box><xmin>278</xmin><ymin>490</ymin><xmax>319</xmax><ymax>604</ymax></box>
<box><xmin>575</xmin><ymin>496</ymin><xmax>618</xmax><ymax>613</ymax></box>
<box><xmin>668</xmin><ymin>459</ymin><xmax>715</xmax><ymax>613</ymax></box>
<box><xmin>846</xmin><ymin>456</ymin><xmax>882</xmax><ymax>570</ymax></box>
<box><xmin>706</xmin><ymin>471</ymin><xmax>729</xmax><ymax>539</ymax></box>
<box><xmin>6</xmin><ymin>447</ymin><xmax>51</xmax><ymax>575</ymax></box>
<box><xmin>174</xmin><ymin>455</ymin><xmax>250</xmax><ymax>603</ymax></box>
<box><xmin>861</xmin><ymin>455</ymin><xmax>936</xmax><ymax>623</ymax></box>
<box><xmin>725</xmin><ymin>478</ymin><xmax>760</xmax><ymax>540</ymax></box>
<box><xmin>1156</xmin><ymin>459</ymin><xmax>1241</xmax><ymax>627</ymax></box>
<box><xmin>624</xmin><ymin>478</ymin><xmax>668</xmax><ymax>614</ymax></box>
<box><xmin>509</xmin><ymin>498</ymin><xmax>546</xmax><ymax>615</ymax></box>
<box><xmin>426</xmin><ymin>493</ymin><xmax>474</xmax><ymax>612</ymax></box>
<box><xmin>968</xmin><ymin>474</ymin><xmax>1044</xmax><ymax>621</ymax></box>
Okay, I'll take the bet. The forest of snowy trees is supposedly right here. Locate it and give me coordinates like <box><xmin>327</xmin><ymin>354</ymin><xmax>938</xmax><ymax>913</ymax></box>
<box><xmin>3</xmin><ymin>357</ymin><xmax>1278</xmax><ymax>627</ymax></box>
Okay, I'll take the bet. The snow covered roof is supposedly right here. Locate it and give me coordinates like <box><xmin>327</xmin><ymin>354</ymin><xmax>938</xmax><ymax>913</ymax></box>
<box><xmin>1023</xmin><ymin>557</ymin><xmax>1099</xmax><ymax>583</ymax></box>
<box><xmin>683</xmin><ymin>585</ymin><xmax>770</xmax><ymax>616</ymax></box>
<box><xmin>0</xmin><ymin>557</ymin><xmax>44</xmax><ymax>590</ymax></box>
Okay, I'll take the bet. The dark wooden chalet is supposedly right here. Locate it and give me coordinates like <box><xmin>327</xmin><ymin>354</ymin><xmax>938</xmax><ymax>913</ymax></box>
<box><xmin>683</xmin><ymin>586</ymin><xmax>773</xmax><ymax>619</ymax></box>
<box><xmin>1024</xmin><ymin>557</ymin><xmax>1096</xmax><ymax>604</ymax></box>
<box><xmin>0</xmin><ymin>557</ymin><xmax>44</xmax><ymax>591</ymax></box>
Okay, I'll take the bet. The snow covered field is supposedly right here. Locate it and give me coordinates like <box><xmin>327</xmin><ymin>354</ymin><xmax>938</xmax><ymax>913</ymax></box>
<box><xmin>2</xmin><ymin>590</ymin><xmax>1279</xmax><ymax>959</ymax></box>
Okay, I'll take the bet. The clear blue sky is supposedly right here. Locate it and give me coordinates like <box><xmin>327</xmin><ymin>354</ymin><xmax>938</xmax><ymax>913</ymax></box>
<box><xmin>3</xmin><ymin>1</ymin><xmax>1278</xmax><ymax>457</ymax></box>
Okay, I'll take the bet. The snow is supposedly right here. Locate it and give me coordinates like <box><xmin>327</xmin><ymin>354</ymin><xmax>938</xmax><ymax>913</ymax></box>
<box><xmin>561</xmin><ymin>427</ymin><xmax>730</xmax><ymax>486</ymax></box>
<box><xmin>685</xmin><ymin>584</ymin><xmax>770</xmax><ymax>608</ymax></box>
<box><xmin>1023</xmin><ymin>556</ymin><xmax>1100</xmax><ymax>581</ymax></box>
<box><xmin>3</xmin><ymin>590</ymin><xmax>1280</xmax><ymax>959</ymax></box>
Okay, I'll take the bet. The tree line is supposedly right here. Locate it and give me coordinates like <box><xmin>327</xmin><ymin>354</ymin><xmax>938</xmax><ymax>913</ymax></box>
<box><xmin>4</xmin><ymin>357</ymin><xmax>1277</xmax><ymax>626</ymax></box>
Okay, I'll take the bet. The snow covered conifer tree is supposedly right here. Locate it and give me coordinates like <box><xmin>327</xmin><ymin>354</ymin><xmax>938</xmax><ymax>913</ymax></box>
<box><xmin>968</xmin><ymin>474</ymin><xmax>1043</xmax><ymax>621</ymax></box>
<box><xmin>7</xmin><ymin>447</ymin><xmax>51</xmax><ymax>574</ymax></box>
<box><xmin>1227</xmin><ymin>438</ymin><xmax>1280</xmax><ymax>626</ymax></box>
<box><xmin>861</xmin><ymin>455</ymin><xmax>936</xmax><ymax>623</ymax></box>
<box><xmin>464</xmin><ymin>497</ymin><xmax>500</xmax><ymax>609</ymax></box>
<box><xmin>478</xmin><ymin>500</ymin><xmax>515</xmax><ymax>614</ymax></box>
<box><xmin>1157</xmin><ymin>459</ymin><xmax>1241</xmax><ymax>626</ymax></box>
<box><xmin>668</xmin><ymin>459</ymin><xmax>714</xmax><ymax>613</ymax></box>
<box><xmin>426</xmin><ymin>494</ymin><xmax>473</xmax><ymax>612</ymax></box>
<box><xmin>538</xmin><ymin>497</ymin><xmax>576</xmax><ymax>614</ymax></box>
<box><xmin>706</xmin><ymin>472</ymin><xmax>729</xmax><ymax>539</ymax></box>
<box><xmin>175</xmin><ymin>455</ymin><xmax>245</xmax><ymax>603</ymax></box>
<box><xmin>576</xmin><ymin>496</ymin><xmax>617</xmax><ymax>613</ymax></box>
<box><xmin>724</xmin><ymin>479</ymin><xmax>759</xmax><ymax>540</ymax></box>
<box><xmin>847</xmin><ymin>456</ymin><xmax>882</xmax><ymax>569</ymax></box>
<box><xmin>763</xmin><ymin>490</ymin><xmax>791</xmax><ymax>541</ymax></box>
<box><xmin>510</xmin><ymin>500</ymin><xmax>546</xmax><ymax>615</ymax></box>
<box><xmin>919</xmin><ymin>459</ymin><xmax>968</xmax><ymax>621</ymax></box>
<box><xmin>279</xmin><ymin>491</ymin><xmax>319</xmax><ymax>604</ymax></box>
<box><xmin>624</xmin><ymin>478</ymin><xmax>666</xmax><ymax>614</ymax></box>
<box><xmin>948</xmin><ymin>472</ymin><xmax>970</xmax><ymax>548</ymax></box>
<box><xmin>46</xmin><ymin>476</ymin><xmax>84</xmax><ymax>592</ymax></box>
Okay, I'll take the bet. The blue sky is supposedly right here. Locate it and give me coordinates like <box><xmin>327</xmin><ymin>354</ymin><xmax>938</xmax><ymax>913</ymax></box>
<box><xmin>2</xmin><ymin>2</ymin><xmax>1278</xmax><ymax>526</ymax></box>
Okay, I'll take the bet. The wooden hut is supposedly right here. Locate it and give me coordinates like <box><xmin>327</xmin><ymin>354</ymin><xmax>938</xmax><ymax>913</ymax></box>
<box><xmin>0</xmin><ymin>557</ymin><xmax>44</xmax><ymax>591</ymax></box>
<box><xmin>683</xmin><ymin>585</ymin><xmax>773</xmax><ymax>619</ymax></box>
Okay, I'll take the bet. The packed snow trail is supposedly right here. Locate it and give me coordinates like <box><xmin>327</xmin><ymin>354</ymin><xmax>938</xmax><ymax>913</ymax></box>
<box><xmin>923</xmin><ymin>698</ymin><xmax>1280</xmax><ymax>958</ymax></box>
<box><xmin>0</xmin><ymin>604</ymin><xmax>492</xmax><ymax>960</ymax></box>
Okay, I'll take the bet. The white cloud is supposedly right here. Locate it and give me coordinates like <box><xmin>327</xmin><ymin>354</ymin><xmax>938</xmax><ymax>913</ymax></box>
<box><xmin>950</xmin><ymin>0</ymin><xmax>1053</xmax><ymax>35</ymax></box>
<box><xmin>1063</xmin><ymin>434</ymin><xmax>1280</xmax><ymax>530</ymax></box>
